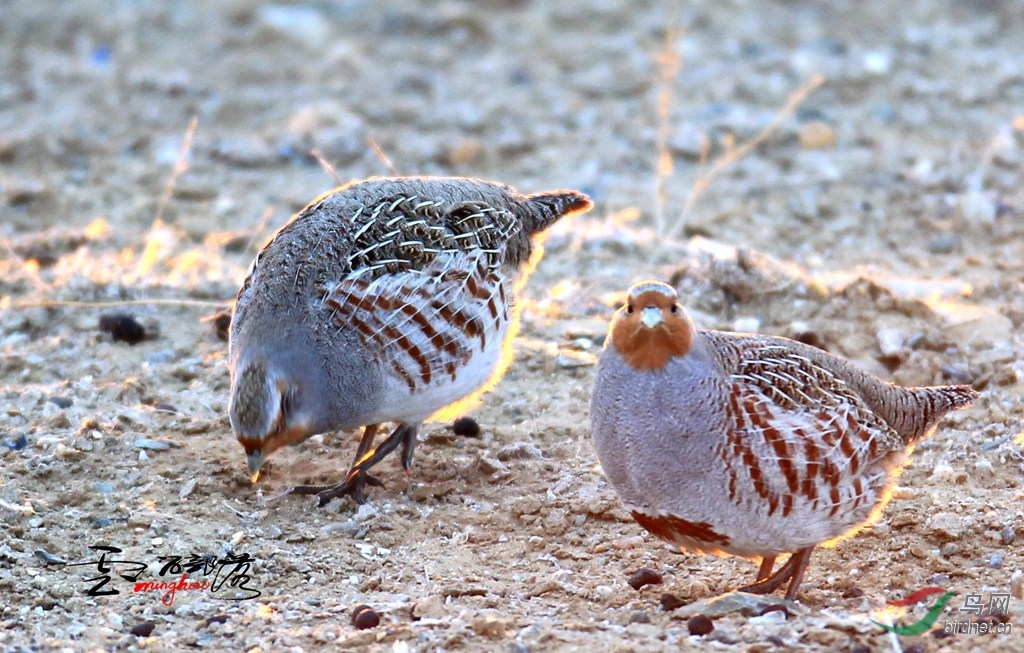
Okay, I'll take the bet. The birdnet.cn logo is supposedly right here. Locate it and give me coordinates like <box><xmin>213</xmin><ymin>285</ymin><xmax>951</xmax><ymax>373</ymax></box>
<box><xmin>870</xmin><ymin>587</ymin><xmax>1012</xmax><ymax>636</ymax></box>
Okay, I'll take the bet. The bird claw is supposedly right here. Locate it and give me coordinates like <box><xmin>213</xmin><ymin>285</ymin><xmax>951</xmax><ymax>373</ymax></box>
<box><xmin>737</xmin><ymin>547</ymin><xmax>814</xmax><ymax>600</ymax></box>
<box><xmin>291</xmin><ymin>471</ymin><xmax>385</xmax><ymax>507</ymax></box>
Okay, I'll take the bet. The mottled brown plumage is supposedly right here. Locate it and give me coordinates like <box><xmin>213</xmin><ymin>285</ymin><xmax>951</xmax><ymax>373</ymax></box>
<box><xmin>591</xmin><ymin>281</ymin><xmax>978</xmax><ymax>599</ymax></box>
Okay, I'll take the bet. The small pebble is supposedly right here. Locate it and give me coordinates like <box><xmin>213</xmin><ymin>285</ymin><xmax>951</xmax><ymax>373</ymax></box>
<box><xmin>130</xmin><ymin>621</ymin><xmax>156</xmax><ymax>637</ymax></box>
<box><xmin>351</xmin><ymin>604</ymin><xmax>380</xmax><ymax>629</ymax></box>
<box><xmin>628</xmin><ymin>611</ymin><xmax>651</xmax><ymax>624</ymax></box>
<box><xmin>687</xmin><ymin>614</ymin><xmax>714</xmax><ymax>636</ymax></box>
<box><xmin>495</xmin><ymin>442</ymin><xmax>543</xmax><ymax>461</ymax></box>
<box><xmin>1001</xmin><ymin>526</ymin><xmax>1015</xmax><ymax>545</ymax></box>
<box><xmin>1010</xmin><ymin>570</ymin><xmax>1023</xmax><ymax>599</ymax></box>
<box><xmin>791</xmin><ymin>329</ymin><xmax>826</xmax><ymax>351</ymax></box>
<box><xmin>876</xmin><ymin>328</ymin><xmax>904</xmax><ymax>357</ymax></box>
<box><xmin>412</xmin><ymin>594</ymin><xmax>446</xmax><ymax>620</ymax></box>
<box><xmin>198</xmin><ymin>614</ymin><xmax>229</xmax><ymax>630</ymax></box>
<box><xmin>33</xmin><ymin>549</ymin><xmax>66</xmax><ymax>565</ymax></box>
<box><xmin>627</xmin><ymin>567</ymin><xmax>663</xmax><ymax>590</ymax></box>
<box><xmin>986</xmin><ymin>553</ymin><xmax>1003</xmax><ymax>569</ymax></box>
<box><xmin>179</xmin><ymin>478</ymin><xmax>197</xmax><ymax>500</ymax></box>
<box><xmin>929</xmin><ymin>233</ymin><xmax>961</xmax><ymax>254</ymax></box>
<box><xmin>940</xmin><ymin>542</ymin><xmax>961</xmax><ymax>558</ymax></box>
<box><xmin>134</xmin><ymin>438</ymin><xmax>172</xmax><ymax>451</ymax></box>
<box><xmin>927</xmin><ymin>511</ymin><xmax>965</xmax><ymax>540</ymax></box>
<box><xmin>99</xmin><ymin>313</ymin><xmax>146</xmax><ymax>345</ymax></box>
<box><xmin>452</xmin><ymin>416</ymin><xmax>481</xmax><ymax>438</ymax></box>
<box><xmin>660</xmin><ymin>593</ymin><xmax>685</xmax><ymax>611</ymax></box>
<box><xmin>48</xmin><ymin>396</ymin><xmax>73</xmax><ymax>409</ymax></box>
<box><xmin>798</xmin><ymin>121</ymin><xmax>837</xmax><ymax>149</ymax></box>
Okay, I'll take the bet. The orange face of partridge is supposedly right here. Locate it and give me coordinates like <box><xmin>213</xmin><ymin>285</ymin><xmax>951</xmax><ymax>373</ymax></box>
<box><xmin>610</xmin><ymin>282</ymin><xmax>693</xmax><ymax>371</ymax></box>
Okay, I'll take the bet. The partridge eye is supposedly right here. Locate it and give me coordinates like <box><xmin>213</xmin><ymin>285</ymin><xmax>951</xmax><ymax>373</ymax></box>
<box><xmin>670</xmin><ymin>304</ymin><xmax>678</xmax><ymax>314</ymax></box>
<box><xmin>626</xmin><ymin>303</ymin><xmax>634</xmax><ymax>314</ymax></box>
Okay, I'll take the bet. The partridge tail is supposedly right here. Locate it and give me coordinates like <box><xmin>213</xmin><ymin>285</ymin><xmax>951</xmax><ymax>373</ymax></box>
<box><xmin>896</xmin><ymin>384</ymin><xmax>979</xmax><ymax>444</ymax></box>
<box><xmin>521</xmin><ymin>190</ymin><xmax>593</xmax><ymax>234</ymax></box>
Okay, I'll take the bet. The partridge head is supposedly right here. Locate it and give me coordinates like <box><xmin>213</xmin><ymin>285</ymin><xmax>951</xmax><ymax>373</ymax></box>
<box><xmin>591</xmin><ymin>280</ymin><xmax>978</xmax><ymax>599</ymax></box>
<box><xmin>229</xmin><ymin>176</ymin><xmax>591</xmax><ymax>505</ymax></box>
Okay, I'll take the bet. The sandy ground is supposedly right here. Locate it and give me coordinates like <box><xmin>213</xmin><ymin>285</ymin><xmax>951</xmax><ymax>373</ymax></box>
<box><xmin>2</xmin><ymin>1</ymin><xmax>1023</xmax><ymax>651</ymax></box>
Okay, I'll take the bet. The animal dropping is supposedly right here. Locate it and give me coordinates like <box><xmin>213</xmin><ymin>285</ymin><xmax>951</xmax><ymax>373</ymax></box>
<box><xmin>228</xmin><ymin>176</ymin><xmax>591</xmax><ymax>505</ymax></box>
<box><xmin>590</xmin><ymin>280</ymin><xmax>978</xmax><ymax>600</ymax></box>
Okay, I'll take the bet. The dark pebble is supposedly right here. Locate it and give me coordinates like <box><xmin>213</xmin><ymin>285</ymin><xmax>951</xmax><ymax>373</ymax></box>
<box><xmin>932</xmin><ymin>627</ymin><xmax>954</xmax><ymax>639</ymax></box>
<box><xmin>130</xmin><ymin>621</ymin><xmax>156</xmax><ymax>637</ymax></box>
<box><xmin>452</xmin><ymin>416</ymin><xmax>481</xmax><ymax>437</ymax></box>
<box><xmin>99</xmin><ymin>313</ymin><xmax>146</xmax><ymax>345</ymax></box>
<box><xmin>352</xmin><ymin>604</ymin><xmax>380</xmax><ymax>629</ymax></box>
<box><xmin>48</xmin><ymin>396</ymin><xmax>73</xmax><ymax>409</ymax></box>
<box><xmin>791</xmin><ymin>329</ymin><xmax>827</xmax><ymax>351</ymax></box>
<box><xmin>627</xmin><ymin>567</ymin><xmax>663</xmax><ymax>590</ymax></box>
<box><xmin>21</xmin><ymin>248</ymin><xmax>58</xmax><ymax>267</ymax></box>
<box><xmin>843</xmin><ymin>645</ymin><xmax>871</xmax><ymax>653</ymax></box>
<box><xmin>902</xmin><ymin>645</ymin><xmax>926</xmax><ymax>653</ymax></box>
<box><xmin>687</xmin><ymin>614</ymin><xmax>714</xmax><ymax>636</ymax></box>
<box><xmin>212</xmin><ymin>310</ymin><xmax>231</xmax><ymax>341</ymax></box>
<box><xmin>659</xmin><ymin>593</ymin><xmax>685</xmax><ymax>611</ymax></box>
<box><xmin>766</xmin><ymin>635</ymin><xmax>786</xmax><ymax>646</ymax></box>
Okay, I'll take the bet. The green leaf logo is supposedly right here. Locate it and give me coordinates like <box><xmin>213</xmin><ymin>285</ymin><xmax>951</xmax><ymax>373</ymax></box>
<box><xmin>870</xmin><ymin>587</ymin><xmax>958</xmax><ymax>636</ymax></box>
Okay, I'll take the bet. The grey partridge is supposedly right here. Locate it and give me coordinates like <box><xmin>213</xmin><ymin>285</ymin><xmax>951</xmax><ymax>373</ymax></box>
<box><xmin>229</xmin><ymin>176</ymin><xmax>592</xmax><ymax>505</ymax></box>
<box><xmin>590</xmin><ymin>280</ymin><xmax>978</xmax><ymax>599</ymax></box>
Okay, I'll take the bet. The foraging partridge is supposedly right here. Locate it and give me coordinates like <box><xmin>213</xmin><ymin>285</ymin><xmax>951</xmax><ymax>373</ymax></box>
<box><xmin>590</xmin><ymin>281</ymin><xmax>978</xmax><ymax>599</ymax></box>
<box><xmin>229</xmin><ymin>176</ymin><xmax>591</xmax><ymax>505</ymax></box>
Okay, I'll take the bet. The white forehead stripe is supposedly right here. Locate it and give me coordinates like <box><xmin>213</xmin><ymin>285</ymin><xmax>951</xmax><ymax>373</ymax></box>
<box><xmin>627</xmin><ymin>281</ymin><xmax>677</xmax><ymax>300</ymax></box>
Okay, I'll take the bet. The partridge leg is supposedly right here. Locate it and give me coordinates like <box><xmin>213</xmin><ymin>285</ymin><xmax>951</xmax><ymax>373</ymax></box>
<box><xmin>293</xmin><ymin>423</ymin><xmax>418</xmax><ymax>506</ymax></box>
<box><xmin>756</xmin><ymin>555</ymin><xmax>776</xmax><ymax>582</ymax></box>
<box><xmin>739</xmin><ymin>547</ymin><xmax>815</xmax><ymax>600</ymax></box>
<box><xmin>350</xmin><ymin>424</ymin><xmax>380</xmax><ymax>470</ymax></box>
<box><xmin>399</xmin><ymin>425</ymin><xmax>419</xmax><ymax>475</ymax></box>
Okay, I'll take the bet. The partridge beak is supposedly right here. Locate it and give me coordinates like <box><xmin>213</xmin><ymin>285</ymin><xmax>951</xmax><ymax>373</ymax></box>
<box><xmin>247</xmin><ymin>449</ymin><xmax>265</xmax><ymax>483</ymax></box>
<box><xmin>640</xmin><ymin>306</ymin><xmax>664</xmax><ymax>329</ymax></box>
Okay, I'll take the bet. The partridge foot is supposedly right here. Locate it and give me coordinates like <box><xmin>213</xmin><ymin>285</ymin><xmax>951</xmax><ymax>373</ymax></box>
<box><xmin>738</xmin><ymin>547</ymin><xmax>815</xmax><ymax>600</ymax></box>
<box><xmin>292</xmin><ymin>423</ymin><xmax>418</xmax><ymax>506</ymax></box>
<box><xmin>292</xmin><ymin>471</ymin><xmax>385</xmax><ymax>506</ymax></box>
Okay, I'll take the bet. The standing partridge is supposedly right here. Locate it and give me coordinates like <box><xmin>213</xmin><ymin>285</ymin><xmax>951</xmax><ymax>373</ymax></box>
<box><xmin>590</xmin><ymin>280</ymin><xmax>978</xmax><ymax>599</ymax></box>
<box><xmin>229</xmin><ymin>176</ymin><xmax>591</xmax><ymax>505</ymax></box>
